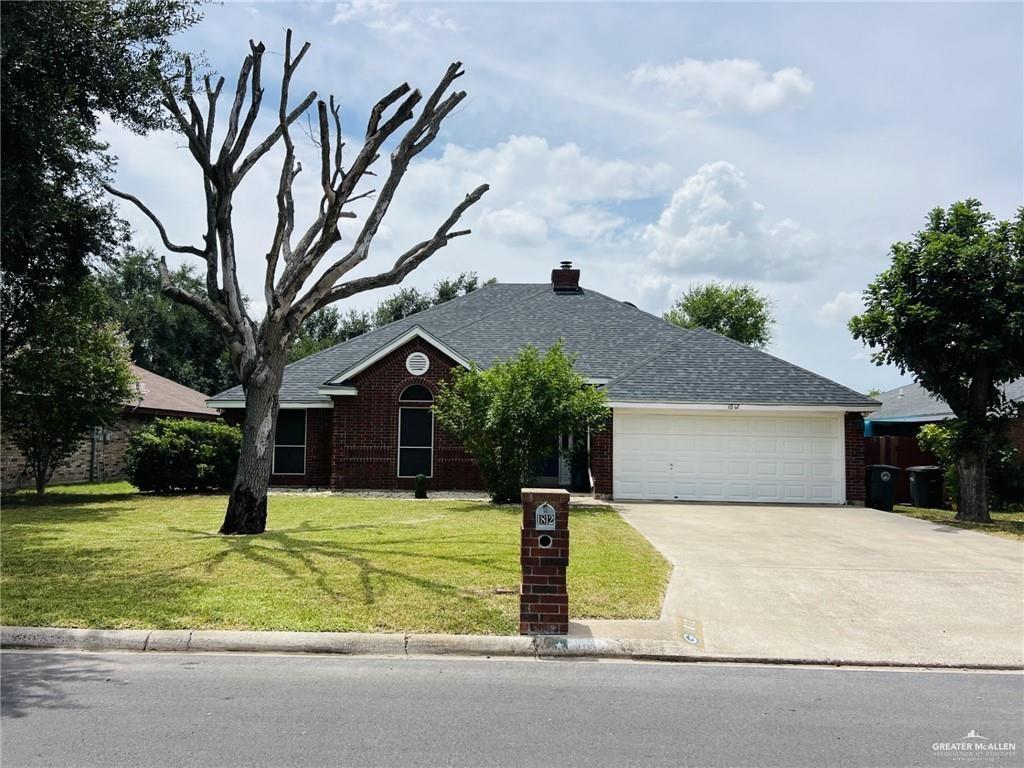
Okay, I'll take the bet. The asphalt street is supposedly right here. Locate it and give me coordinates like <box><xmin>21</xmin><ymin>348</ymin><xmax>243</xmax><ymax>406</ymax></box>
<box><xmin>1</xmin><ymin>650</ymin><xmax>1021</xmax><ymax>768</ymax></box>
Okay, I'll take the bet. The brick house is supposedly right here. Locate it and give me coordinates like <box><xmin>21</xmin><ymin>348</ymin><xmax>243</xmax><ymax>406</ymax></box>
<box><xmin>209</xmin><ymin>264</ymin><xmax>880</xmax><ymax>503</ymax></box>
<box><xmin>1</xmin><ymin>365</ymin><xmax>218</xmax><ymax>490</ymax></box>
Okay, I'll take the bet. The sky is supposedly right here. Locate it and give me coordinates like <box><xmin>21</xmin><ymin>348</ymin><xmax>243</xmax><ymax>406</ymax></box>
<box><xmin>103</xmin><ymin>1</ymin><xmax>1024</xmax><ymax>395</ymax></box>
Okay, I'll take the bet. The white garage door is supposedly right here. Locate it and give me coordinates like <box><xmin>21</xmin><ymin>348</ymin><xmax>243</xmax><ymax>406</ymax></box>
<box><xmin>613</xmin><ymin>410</ymin><xmax>844</xmax><ymax>504</ymax></box>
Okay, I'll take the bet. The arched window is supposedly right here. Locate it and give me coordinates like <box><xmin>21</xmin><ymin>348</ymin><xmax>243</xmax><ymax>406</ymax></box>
<box><xmin>399</xmin><ymin>384</ymin><xmax>433</xmax><ymax>403</ymax></box>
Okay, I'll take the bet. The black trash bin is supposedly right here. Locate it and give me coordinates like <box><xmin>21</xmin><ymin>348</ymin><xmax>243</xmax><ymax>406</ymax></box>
<box><xmin>866</xmin><ymin>464</ymin><xmax>901</xmax><ymax>511</ymax></box>
<box><xmin>907</xmin><ymin>465</ymin><xmax>944</xmax><ymax>508</ymax></box>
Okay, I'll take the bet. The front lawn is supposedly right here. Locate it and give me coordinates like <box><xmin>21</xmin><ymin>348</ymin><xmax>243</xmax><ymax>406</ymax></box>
<box><xmin>893</xmin><ymin>504</ymin><xmax>1024</xmax><ymax>540</ymax></box>
<box><xmin>1</xmin><ymin>483</ymin><xmax>669</xmax><ymax>634</ymax></box>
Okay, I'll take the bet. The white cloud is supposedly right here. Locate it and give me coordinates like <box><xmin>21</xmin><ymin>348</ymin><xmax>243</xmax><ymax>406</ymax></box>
<box><xmin>393</xmin><ymin>135</ymin><xmax>671</xmax><ymax>253</ymax></box>
<box><xmin>556</xmin><ymin>208</ymin><xmax>626</xmax><ymax>242</ymax></box>
<box><xmin>430</xmin><ymin>136</ymin><xmax>672</xmax><ymax>211</ymax></box>
<box><xmin>817</xmin><ymin>290</ymin><xmax>864</xmax><ymax>327</ymax></box>
<box><xmin>628</xmin><ymin>57</ymin><xmax>813</xmax><ymax>113</ymax></box>
<box><xmin>478</xmin><ymin>207</ymin><xmax>548</xmax><ymax>246</ymax></box>
<box><xmin>331</xmin><ymin>1</ymin><xmax>462</xmax><ymax>34</ymax></box>
<box><xmin>331</xmin><ymin>0</ymin><xmax>394</xmax><ymax>24</ymax></box>
<box><xmin>641</xmin><ymin>161</ymin><xmax>820</xmax><ymax>282</ymax></box>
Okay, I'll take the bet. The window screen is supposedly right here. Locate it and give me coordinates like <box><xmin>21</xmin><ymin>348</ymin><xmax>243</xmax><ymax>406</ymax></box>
<box><xmin>273</xmin><ymin>410</ymin><xmax>306</xmax><ymax>475</ymax></box>
<box><xmin>398</xmin><ymin>408</ymin><xmax>433</xmax><ymax>477</ymax></box>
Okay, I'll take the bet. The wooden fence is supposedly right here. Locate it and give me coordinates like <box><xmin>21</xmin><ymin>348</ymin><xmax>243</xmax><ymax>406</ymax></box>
<box><xmin>864</xmin><ymin>436</ymin><xmax>939</xmax><ymax>503</ymax></box>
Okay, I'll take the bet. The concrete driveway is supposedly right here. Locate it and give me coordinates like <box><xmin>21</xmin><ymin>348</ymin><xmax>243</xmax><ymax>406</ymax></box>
<box><xmin>573</xmin><ymin>503</ymin><xmax>1024</xmax><ymax>667</ymax></box>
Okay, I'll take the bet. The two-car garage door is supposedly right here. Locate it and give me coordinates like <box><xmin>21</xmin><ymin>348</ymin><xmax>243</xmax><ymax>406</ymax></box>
<box><xmin>613</xmin><ymin>410</ymin><xmax>844</xmax><ymax>504</ymax></box>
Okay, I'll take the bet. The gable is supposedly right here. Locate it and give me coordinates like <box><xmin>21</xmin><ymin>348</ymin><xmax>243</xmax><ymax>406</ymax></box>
<box><xmin>323</xmin><ymin>326</ymin><xmax>471</xmax><ymax>387</ymax></box>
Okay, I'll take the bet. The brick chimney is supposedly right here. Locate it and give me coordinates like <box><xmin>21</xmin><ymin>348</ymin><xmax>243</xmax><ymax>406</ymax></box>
<box><xmin>551</xmin><ymin>261</ymin><xmax>581</xmax><ymax>293</ymax></box>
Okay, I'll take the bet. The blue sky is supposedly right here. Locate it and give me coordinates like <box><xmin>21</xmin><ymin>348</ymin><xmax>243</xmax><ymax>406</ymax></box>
<box><xmin>104</xmin><ymin>1</ymin><xmax>1023</xmax><ymax>394</ymax></box>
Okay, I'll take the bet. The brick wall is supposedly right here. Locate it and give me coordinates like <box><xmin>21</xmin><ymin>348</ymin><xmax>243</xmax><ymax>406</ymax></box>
<box><xmin>845</xmin><ymin>412</ymin><xmax>866</xmax><ymax>504</ymax></box>
<box><xmin>1</xmin><ymin>412</ymin><xmax>155</xmax><ymax>491</ymax></box>
<box><xmin>330</xmin><ymin>338</ymin><xmax>483</xmax><ymax>491</ymax></box>
<box><xmin>589</xmin><ymin>416</ymin><xmax>613</xmax><ymax>498</ymax></box>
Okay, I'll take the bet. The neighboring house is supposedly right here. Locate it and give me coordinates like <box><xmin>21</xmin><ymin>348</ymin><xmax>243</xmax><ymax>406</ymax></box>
<box><xmin>1</xmin><ymin>365</ymin><xmax>219</xmax><ymax>490</ymax></box>
<box><xmin>864</xmin><ymin>380</ymin><xmax>1024</xmax><ymax>502</ymax></box>
<box><xmin>866</xmin><ymin>379</ymin><xmax>1024</xmax><ymax>445</ymax></box>
<box><xmin>208</xmin><ymin>264</ymin><xmax>880</xmax><ymax>504</ymax></box>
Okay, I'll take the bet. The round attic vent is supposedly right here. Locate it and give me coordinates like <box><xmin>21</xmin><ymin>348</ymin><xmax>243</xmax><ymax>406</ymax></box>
<box><xmin>406</xmin><ymin>352</ymin><xmax>430</xmax><ymax>376</ymax></box>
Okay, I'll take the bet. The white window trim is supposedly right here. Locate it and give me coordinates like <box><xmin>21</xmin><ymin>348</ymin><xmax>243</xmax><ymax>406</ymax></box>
<box><xmin>316</xmin><ymin>386</ymin><xmax>357</xmax><ymax>397</ymax></box>
<box><xmin>398</xmin><ymin>384</ymin><xmax>435</xmax><ymax>404</ymax></box>
<box><xmin>272</xmin><ymin>409</ymin><xmax>307</xmax><ymax>476</ymax></box>
<box><xmin>397</xmin><ymin>406</ymin><xmax>434</xmax><ymax>478</ymax></box>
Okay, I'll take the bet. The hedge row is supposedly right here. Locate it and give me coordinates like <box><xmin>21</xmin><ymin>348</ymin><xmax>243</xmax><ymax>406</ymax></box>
<box><xmin>127</xmin><ymin>418</ymin><xmax>241</xmax><ymax>492</ymax></box>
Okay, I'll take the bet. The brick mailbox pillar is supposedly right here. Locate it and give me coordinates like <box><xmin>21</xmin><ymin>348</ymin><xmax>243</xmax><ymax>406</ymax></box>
<box><xmin>520</xmin><ymin>487</ymin><xmax>570</xmax><ymax>635</ymax></box>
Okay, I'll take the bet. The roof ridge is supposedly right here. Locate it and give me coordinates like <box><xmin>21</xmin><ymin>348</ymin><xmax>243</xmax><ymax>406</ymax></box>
<box><xmin>439</xmin><ymin>284</ymin><xmax>553</xmax><ymax>342</ymax></box>
<box><xmin>604</xmin><ymin>328</ymin><xmax>701</xmax><ymax>388</ymax></box>
<box><xmin>276</xmin><ymin>281</ymin><xmax>512</xmax><ymax>374</ymax></box>
<box><xmin>315</xmin><ymin>284</ymin><xmax>545</xmax><ymax>386</ymax></box>
<box><xmin>693</xmin><ymin>328</ymin><xmax>878</xmax><ymax>404</ymax></box>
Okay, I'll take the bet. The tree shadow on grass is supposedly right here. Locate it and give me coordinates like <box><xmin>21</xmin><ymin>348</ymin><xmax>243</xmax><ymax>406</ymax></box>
<box><xmin>1</xmin><ymin>492</ymin><xmax>139</xmax><ymax>512</ymax></box>
<box><xmin>169</xmin><ymin>520</ymin><xmax>519</xmax><ymax>611</ymax></box>
<box><xmin>3</xmin><ymin>509</ymin><xmax>518</xmax><ymax>632</ymax></box>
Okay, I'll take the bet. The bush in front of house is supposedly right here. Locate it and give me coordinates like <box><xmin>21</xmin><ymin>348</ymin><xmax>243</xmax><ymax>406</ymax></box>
<box><xmin>434</xmin><ymin>342</ymin><xmax>609</xmax><ymax>504</ymax></box>
<box><xmin>127</xmin><ymin>418</ymin><xmax>241</xmax><ymax>493</ymax></box>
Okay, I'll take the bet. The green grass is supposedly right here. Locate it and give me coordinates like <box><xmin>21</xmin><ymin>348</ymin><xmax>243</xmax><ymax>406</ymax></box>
<box><xmin>893</xmin><ymin>504</ymin><xmax>1024</xmax><ymax>540</ymax></box>
<box><xmin>1</xmin><ymin>482</ymin><xmax>669</xmax><ymax>634</ymax></box>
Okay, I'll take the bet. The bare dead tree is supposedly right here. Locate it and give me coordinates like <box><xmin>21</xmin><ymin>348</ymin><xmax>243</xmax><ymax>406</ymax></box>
<box><xmin>106</xmin><ymin>31</ymin><xmax>488</xmax><ymax>534</ymax></box>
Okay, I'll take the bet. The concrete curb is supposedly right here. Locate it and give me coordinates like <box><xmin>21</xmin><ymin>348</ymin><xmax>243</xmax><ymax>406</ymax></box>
<box><xmin>2</xmin><ymin>627</ymin><xmax>1021</xmax><ymax>670</ymax></box>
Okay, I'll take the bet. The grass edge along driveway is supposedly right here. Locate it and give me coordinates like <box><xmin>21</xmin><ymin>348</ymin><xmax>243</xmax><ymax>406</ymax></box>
<box><xmin>892</xmin><ymin>504</ymin><xmax>1023</xmax><ymax>540</ymax></box>
<box><xmin>1</xmin><ymin>483</ymin><xmax>670</xmax><ymax>635</ymax></box>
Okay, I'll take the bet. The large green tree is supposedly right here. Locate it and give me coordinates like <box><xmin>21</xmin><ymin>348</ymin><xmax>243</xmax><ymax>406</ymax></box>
<box><xmin>103</xmin><ymin>256</ymin><xmax>490</xmax><ymax>387</ymax></box>
<box><xmin>0</xmin><ymin>0</ymin><xmax>201</xmax><ymax>357</ymax></box>
<box><xmin>2</xmin><ymin>282</ymin><xmax>138</xmax><ymax>494</ymax></box>
<box><xmin>850</xmin><ymin>200</ymin><xmax>1024</xmax><ymax>522</ymax></box>
<box><xmin>96</xmin><ymin>249</ymin><xmax>235</xmax><ymax>393</ymax></box>
<box><xmin>434</xmin><ymin>343</ymin><xmax>609</xmax><ymax>503</ymax></box>
<box><xmin>664</xmin><ymin>281</ymin><xmax>775</xmax><ymax>349</ymax></box>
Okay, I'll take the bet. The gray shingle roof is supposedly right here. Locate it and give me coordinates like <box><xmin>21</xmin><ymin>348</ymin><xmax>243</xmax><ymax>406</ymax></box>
<box><xmin>869</xmin><ymin>379</ymin><xmax>1024</xmax><ymax>422</ymax></box>
<box><xmin>209</xmin><ymin>282</ymin><xmax>878</xmax><ymax>409</ymax></box>
<box><xmin>604</xmin><ymin>329</ymin><xmax>877</xmax><ymax>406</ymax></box>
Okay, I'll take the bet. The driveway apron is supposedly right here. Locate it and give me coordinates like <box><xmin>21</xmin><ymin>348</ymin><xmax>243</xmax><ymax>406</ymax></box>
<box><xmin>573</xmin><ymin>503</ymin><xmax>1024</xmax><ymax>667</ymax></box>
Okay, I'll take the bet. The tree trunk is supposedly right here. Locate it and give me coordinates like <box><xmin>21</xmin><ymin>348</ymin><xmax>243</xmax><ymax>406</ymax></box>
<box><xmin>220</xmin><ymin>363</ymin><xmax>283</xmax><ymax>535</ymax></box>
<box><xmin>956</xmin><ymin>447</ymin><xmax>991</xmax><ymax>523</ymax></box>
<box><xmin>33</xmin><ymin>453</ymin><xmax>48</xmax><ymax>495</ymax></box>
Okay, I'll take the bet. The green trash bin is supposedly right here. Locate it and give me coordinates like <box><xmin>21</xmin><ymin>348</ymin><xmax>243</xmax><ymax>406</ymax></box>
<box><xmin>866</xmin><ymin>464</ymin><xmax>901</xmax><ymax>511</ymax></box>
<box><xmin>907</xmin><ymin>465</ymin><xmax>943</xmax><ymax>508</ymax></box>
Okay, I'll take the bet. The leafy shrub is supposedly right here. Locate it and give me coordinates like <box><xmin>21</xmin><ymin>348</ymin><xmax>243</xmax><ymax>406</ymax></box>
<box><xmin>434</xmin><ymin>342</ymin><xmax>609</xmax><ymax>503</ymax></box>
<box><xmin>918</xmin><ymin>421</ymin><xmax>1024</xmax><ymax>509</ymax></box>
<box><xmin>127</xmin><ymin>418</ymin><xmax>241</xmax><ymax>493</ymax></box>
